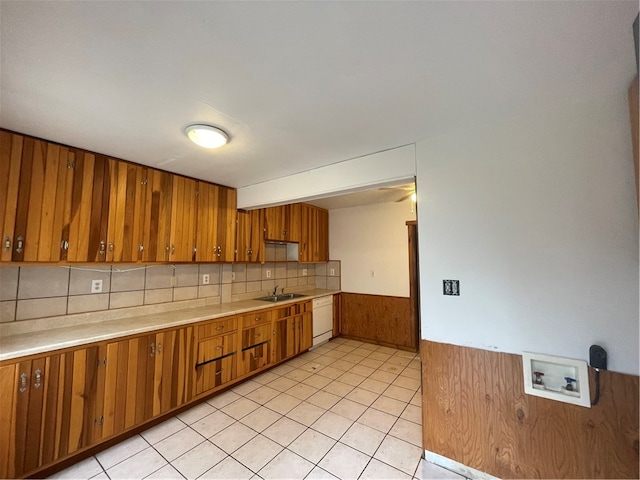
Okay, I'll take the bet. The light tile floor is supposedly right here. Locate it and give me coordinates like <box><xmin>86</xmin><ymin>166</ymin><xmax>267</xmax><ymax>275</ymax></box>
<box><xmin>50</xmin><ymin>338</ymin><xmax>466</xmax><ymax>480</ymax></box>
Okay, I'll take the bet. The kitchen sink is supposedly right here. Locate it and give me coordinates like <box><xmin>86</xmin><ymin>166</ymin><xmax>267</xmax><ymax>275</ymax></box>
<box><xmin>256</xmin><ymin>293</ymin><xmax>308</xmax><ymax>302</ymax></box>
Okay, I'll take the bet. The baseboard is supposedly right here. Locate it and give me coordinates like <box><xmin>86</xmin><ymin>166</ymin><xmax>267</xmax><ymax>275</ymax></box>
<box><xmin>424</xmin><ymin>450</ymin><xmax>498</xmax><ymax>480</ymax></box>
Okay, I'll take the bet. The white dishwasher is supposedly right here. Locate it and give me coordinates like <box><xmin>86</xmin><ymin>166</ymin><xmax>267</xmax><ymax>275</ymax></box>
<box><xmin>312</xmin><ymin>295</ymin><xmax>334</xmax><ymax>347</ymax></box>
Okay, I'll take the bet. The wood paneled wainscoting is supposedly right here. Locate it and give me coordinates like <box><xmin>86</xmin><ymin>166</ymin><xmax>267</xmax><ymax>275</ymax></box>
<box><xmin>340</xmin><ymin>293</ymin><xmax>416</xmax><ymax>351</ymax></box>
<box><xmin>421</xmin><ymin>340</ymin><xmax>639</xmax><ymax>479</ymax></box>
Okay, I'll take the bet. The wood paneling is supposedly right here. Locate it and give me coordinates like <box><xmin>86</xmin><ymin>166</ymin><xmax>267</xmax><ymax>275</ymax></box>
<box><xmin>421</xmin><ymin>340</ymin><xmax>640</xmax><ymax>479</ymax></box>
<box><xmin>341</xmin><ymin>293</ymin><xmax>415</xmax><ymax>350</ymax></box>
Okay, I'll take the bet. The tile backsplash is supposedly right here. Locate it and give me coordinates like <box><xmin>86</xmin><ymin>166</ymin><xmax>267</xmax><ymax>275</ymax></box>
<box><xmin>0</xmin><ymin>258</ymin><xmax>341</xmax><ymax>323</ymax></box>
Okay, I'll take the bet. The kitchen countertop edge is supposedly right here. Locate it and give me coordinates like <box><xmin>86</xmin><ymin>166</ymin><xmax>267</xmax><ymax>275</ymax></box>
<box><xmin>0</xmin><ymin>289</ymin><xmax>340</xmax><ymax>362</ymax></box>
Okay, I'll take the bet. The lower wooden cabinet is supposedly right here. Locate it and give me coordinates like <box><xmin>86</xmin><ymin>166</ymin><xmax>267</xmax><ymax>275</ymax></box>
<box><xmin>0</xmin><ymin>299</ymin><xmax>316</xmax><ymax>478</ymax></box>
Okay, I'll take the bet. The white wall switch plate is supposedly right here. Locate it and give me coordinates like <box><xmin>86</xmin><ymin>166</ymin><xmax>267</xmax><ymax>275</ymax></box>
<box><xmin>202</xmin><ymin>274</ymin><xmax>210</xmax><ymax>285</ymax></box>
<box><xmin>91</xmin><ymin>279</ymin><xmax>103</xmax><ymax>293</ymax></box>
<box><xmin>266</xmin><ymin>270</ymin><xmax>272</xmax><ymax>278</ymax></box>
<box><xmin>330</xmin><ymin>268</ymin><xmax>335</xmax><ymax>276</ymax></box>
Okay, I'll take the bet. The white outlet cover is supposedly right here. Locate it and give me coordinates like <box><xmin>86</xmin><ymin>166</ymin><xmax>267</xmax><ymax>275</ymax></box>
<box><xmin>91</xmin><ymin>279</ymin><xmax>103</xmax><ymax>293</ymax></box>
<box><xmin>266</xmin><ymin>270</ymin><xmax>271</xmax><ymax>278</ymax></box>
<box><xmin>330</xmin><ymin>269</ymin><xmax>335</xmax><ymax>276</ymax></box>
<box><xmin>202</xmin><ymin>274</ymin><xmax>210</xmax><ymax>285</ymax></box>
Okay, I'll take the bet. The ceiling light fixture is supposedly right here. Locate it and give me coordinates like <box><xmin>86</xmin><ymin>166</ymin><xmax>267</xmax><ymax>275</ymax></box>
<box><xmin>184</xmin><ymin>124</ymin><xmax>229</xmax><ymax>149</ymax></box>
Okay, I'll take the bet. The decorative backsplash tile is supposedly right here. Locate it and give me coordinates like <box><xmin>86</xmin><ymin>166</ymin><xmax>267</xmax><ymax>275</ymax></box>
<box><xmin>0</xmin><ymin>259</ymin><xmax>341</xmax><ymax>323</ymax></box>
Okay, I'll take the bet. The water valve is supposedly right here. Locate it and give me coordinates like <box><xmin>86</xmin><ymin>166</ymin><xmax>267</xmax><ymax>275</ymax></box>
<box><xmin>564</xmin><ymin>377</ymin><xmax>577</xmax><ymax>391</ymax></box>
<box><xmin>533</xmin><ymin>371</ymin><xmax>544</xmax><ymax>385</ymax></box>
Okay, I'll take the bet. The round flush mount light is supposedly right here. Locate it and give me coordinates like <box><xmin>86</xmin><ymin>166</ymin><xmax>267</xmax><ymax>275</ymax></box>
<box><xmin>184</xmin><ymin>124</ymin><xmax>229</xmax><ymax>149</ymax></box>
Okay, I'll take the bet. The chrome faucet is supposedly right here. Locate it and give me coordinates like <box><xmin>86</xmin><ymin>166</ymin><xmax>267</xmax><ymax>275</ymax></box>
<box><xmin>272</xmin><ymin>285</ymin><xmax>279</xmax><ymax>296</ymax></box>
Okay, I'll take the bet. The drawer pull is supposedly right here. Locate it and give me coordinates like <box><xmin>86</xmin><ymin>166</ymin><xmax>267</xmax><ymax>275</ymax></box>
<box><xmin>255</xmin><ymin>317</ymin><xmax>261</xmax><ymax>322</ymax></box>
<box><xmin>254</xmin><ymin>333</ymin><xmax>261</xmax><ymax>338</ymax></box>
<box><xmin>215</xmin><ymin>325</ymin><xmax>225</xmax><ymax>330</ymax></box>
<box><xmin>215</xmin><ymin>346</ymin><xmax>223</xmax><ymax>350</ymax></box>
<box><xmin>215</xmin><ymin>370</ymin><xmax>223</xmax><ymax>376</ymax></box>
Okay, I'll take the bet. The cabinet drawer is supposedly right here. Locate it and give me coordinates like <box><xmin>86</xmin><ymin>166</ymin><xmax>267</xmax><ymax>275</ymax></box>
<box><xmin>197</xmin><ymin>333</ymin><xmax>237</xmax><ymax>365</ymax></box>
<box><xmin>198</xmin><ymin>317</ymin><xmax>237</xmax><ymax>340</ymax></box>
<box><xmin>241</xmin><ymin>310</ymin><xmax>272</xmax><ymax>329</ymax></box>
<box><xmin>241</xmin><ymin>323</ymin><xmax>272</xmax><ymax>349</ymax></box>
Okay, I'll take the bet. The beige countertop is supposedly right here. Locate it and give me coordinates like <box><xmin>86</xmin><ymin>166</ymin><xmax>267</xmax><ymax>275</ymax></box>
<box><xmin>0</xmin><ymin>289</ymin><xmax>339</xmax><ymax>362</ymax></box>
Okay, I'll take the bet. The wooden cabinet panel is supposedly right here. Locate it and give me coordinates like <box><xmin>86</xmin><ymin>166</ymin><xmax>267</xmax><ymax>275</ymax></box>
<box><xmin>168</xmin><ymin>176</ymin><xmax>197</xmax><ymax>262</ymax></box>
<box><xmin>141</xmin><ymin>169</ymin><xmax>173</xmax><ymax>262</ymax></box>
<box><xmin>239</xmin><ymin>343</ymin><xmax>270</xmax><ymax>376</ymax></box>
<box><xmin>105</xmin><ymin>161</ymin><xmax>148</xmax><ymax>262</ymax></box>
<box><xmin>195</xmin><ymin>332</ymin><xmax>237</xmax><ymax>395</ymax></box>
<box><xmin>241</xmin><ymin>323</ymin><xmax>272</xmax><ymax>349</ymax></box>
<box><xmin>299</xmin><ymin>204</ymin><xmax>329</xmax><ymax>263</ymax></box>
<box><xmin>264</xmin><ymin>204</ymin><xmax>301</xmax><ymax>243</ymax></box>
<box><xmin>0</xmin><ymin>133</ymin><xmax>77</xmax><ymax>262</ymax></box>
<box><xmin>196</xmin><ymin>182</ymin><xmax>237</xmax><ymax>262</ymax></box>
<box><xmin>316</xmin><ymin>208</ymin><xmax>329</xmax><ymax>262</ymax></box>
<box><xmin>236</xmin><ymin>209</ymin><xmax>265</xmax><ymax>263</ymax></box>
<box><xmin>272</xmin><ymin>317</ymin><xmax>296</xmax><ymax>363</ymax></box>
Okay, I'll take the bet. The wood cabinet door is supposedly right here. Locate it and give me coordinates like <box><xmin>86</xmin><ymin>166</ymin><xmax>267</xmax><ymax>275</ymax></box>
<box><xmin>272</xmin><ymin>317</ymin><xmax>296</xmax><ymax>363</ymax></box>
<box><xmin>142</xmin><ymin>169</ymin><xmax>174</xmax><ymax>262</ymax></box>
<box><xmin>0</xmin><ymin>133</ymin><xmax>76</xmax><ymax>262</ymax></box>
<box><xmin>287</xmin><ymin>203</ymin><xmax>302</xmax><ymax>243</ymax></box>
<box><xmin>316</xmin><ymin>208</ymin><xmax>329</xmax><ymax>262</ymax></box>
<box><xmin>299</xmin><ymin>204</ymin><xmax>316</xmax><ymax>262</ymax></box>
<box><xmin>297</xmin><ymin>313</ymin><xmax>313</xmax><ymax>353</ymax></box>
<box><xmin>195</xmin><ymin>333</ymin><xmax>237</xmax><ymax>395</ymax></box>
<box><xmin>105</xmin><ymin>161</ymin><xmax>148</xmax><ymax>262</ymax></box>
<box><xmin>264</xmin><ymin>206</ymin><xmax>286</xmax><ymax>241</ymax></box>
<box><xmin>169</xmin><ymin>176</ymin><xmax>197</xmax><ymax>262</ymax></box>
<box><xmin>0</xmin><ymin>345</ymin><xmax>107</xmax><ymax>478</ymax></box>
<box><xmin>217</xmin><ymin>187</ymin><xmax>237</xmax><ymax>262</ymax></box>
<box><xmin>235</xmin><ymin>210</ymin><xmax>251</xmax><ymax>262</ymax></box>
<box><xmin>236</xmin><ymin>209</ymin><xmax>265</xmax><ymax>263</ymax></box>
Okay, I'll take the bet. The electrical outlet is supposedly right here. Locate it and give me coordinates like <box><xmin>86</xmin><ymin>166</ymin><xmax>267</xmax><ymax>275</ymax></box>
<box><xmin>231</xmin><ymin>272</ymin><xmax>235</xmax><ymax>281</ymax></box>
<box><xmin>91</xmin><ymin>279</ymin><xmax>103</xmax><ymax>293</ymax></box>
<box><xmin>302</xmin><ymin>269</ymin><xmax>307</xmax><ymax>276</ymax></box>
<box><xmin>266</xmin><ymin>270</ymin><xmax>272</xmax><ymax>278</ymax></box>
<box><xmin>202</xmin><ymin>274</ymin><xmax>210</xmax><ymax>285</ymax></box>
<box><xmin>443</xmin><ymin>279</ymin><xmax>460</xmax><ymax>296</ymax></box>
<box><xmin>330</xmin><ymin>268</ymin><xmax>335</xmax><ymax>276</ymax></box>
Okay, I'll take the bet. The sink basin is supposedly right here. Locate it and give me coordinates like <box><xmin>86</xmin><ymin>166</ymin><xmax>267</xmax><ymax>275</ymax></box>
<box><xmin>256</xmin><ymin>293</ymin><xmax>308</xmax><ymax>302</ymax></box>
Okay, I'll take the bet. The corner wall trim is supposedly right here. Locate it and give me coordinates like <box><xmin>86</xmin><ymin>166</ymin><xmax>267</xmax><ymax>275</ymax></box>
<box><xmin>424</xmin><ymin>450</ymin><xmax>498</xmax><ymax>480</ymax></box>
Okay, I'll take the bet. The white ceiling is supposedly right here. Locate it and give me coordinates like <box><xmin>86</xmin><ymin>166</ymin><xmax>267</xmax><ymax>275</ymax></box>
<box><xmin>1</xmin><ymin>1</ymin><xmax>637</xmax><ymax>192</ymax></box>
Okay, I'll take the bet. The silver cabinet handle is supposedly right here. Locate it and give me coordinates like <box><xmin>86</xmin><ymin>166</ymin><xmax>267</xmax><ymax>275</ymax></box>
<box><xmin>215</xmin><ymin>370</ymin><xmax>223</xmax><ymax>376</ymax></box>
<box><xmin>19</xmin><ymin>372</ymin><xmax>28</xmax><ymax>393</ymax></box>
<box><xmin>34</xmin><ymin>369</ymin><xmax>42</xmax><ymax>389</ymax></box>
<box><xmin>108</xmin><ymin>242</ymin><xmax>114</xmax><ymax>252</ymax></box>
<box><xmin>4</xmin><ymin>236</ymin><xmax>11</xmax><ymax>252</ymax></box>
<box><xmin>60</xmin><ymin>240</ymin><xmax>69</xmax><ymax>251</ymax></box>
<box><xmin>99</xmin><ymin>240</ymin><xmax>106</xmax><ymax>255</ymax></box>
<box><xmin>157</xmin><ymin>342</ymin><xmax>163</xmax><ymax>354</ymax></box>
<box><xmin>138</xmin><ymin>244</ymin><xmax>144</xmax><ymax>252</ymax></box>
<box><xmin>15</xmin><ymin>236</ymin><xmax>24</xmax><ymax>254</ymax></box>
<box><xmin>150</xmin><ymin>342</ymin><xmax>155</xmax><ymax>357</ymax></box>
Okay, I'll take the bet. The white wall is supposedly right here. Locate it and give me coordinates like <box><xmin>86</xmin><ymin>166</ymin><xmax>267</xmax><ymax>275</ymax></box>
<box><xmin>330</xmin><ymin>201</ymin><xmax>416</xmax><ymax>297</ymax></box>
<box><xmin>416</xmin><ymin>93</ymin><xmax>639</xmax><ymax>375</ymax></box>
<box><xmin>237</xmin><ymin>144</ymin><xmax>416</xmax><ymax>209</ymax></box>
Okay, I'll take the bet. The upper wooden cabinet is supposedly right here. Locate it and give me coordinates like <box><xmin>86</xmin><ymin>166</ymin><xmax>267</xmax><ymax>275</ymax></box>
<box><xmin>264</xmin><ymin>204</ymin><xmax>301</xmax><ymax>243</ymax></box>
<box><xmin>196</xmin><ymin>182</ymin><xmax>237</xmax><ymax>262</ymax></box>
<box><xmin>0</xmin><ymin>133</ymin><xmax>117</xmax><ymax>263</ymax></box>
<box><xmin>0</xmin><ymin>130</ymin><xmax>237</xmax><ymax>264</ymax></box>
<box><xmin>299</xmin><ymin>204</ymin><xmax>329</xmax><ymax>263</ymax></box>
<box><xmin>236</xmin><ymin>209</ymin><xmax>265</xmax><ymax>263</ymax></box>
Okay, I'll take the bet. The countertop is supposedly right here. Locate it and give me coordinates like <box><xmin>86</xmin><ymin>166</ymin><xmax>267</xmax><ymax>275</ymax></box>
<box><xmin>0</xmin><ymin>289</ymin><xmax>339</xmax><ymax>362</ymax></box>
